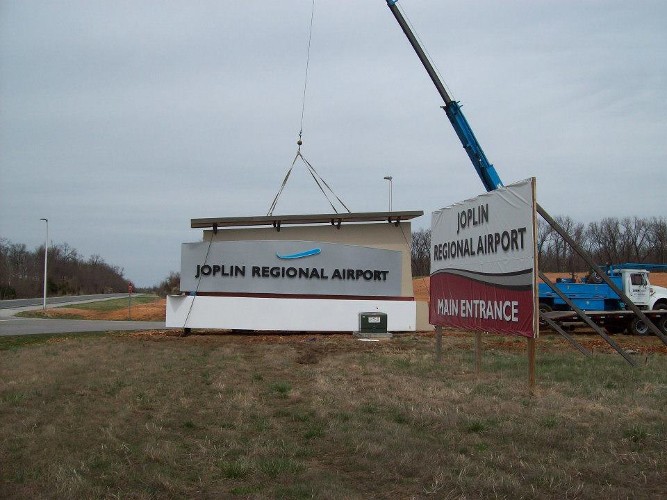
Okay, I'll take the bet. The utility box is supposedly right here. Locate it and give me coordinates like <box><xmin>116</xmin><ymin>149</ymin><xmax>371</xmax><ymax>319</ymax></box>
<box><xmin>358</xmin><ymin>312</ymin><xmax>388</xmax><ymax>334</ymax></box>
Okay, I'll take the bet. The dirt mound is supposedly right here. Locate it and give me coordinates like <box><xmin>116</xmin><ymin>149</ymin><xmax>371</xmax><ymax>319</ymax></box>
<box><xmin>650</xmin><ymin>272</ymin><xmax>667</xmax><ymax>287</ymax></box>
<box><xmin>413</xmin><ymin>277</ymin><xmax>430</xmax><ymax>301</ymax></box>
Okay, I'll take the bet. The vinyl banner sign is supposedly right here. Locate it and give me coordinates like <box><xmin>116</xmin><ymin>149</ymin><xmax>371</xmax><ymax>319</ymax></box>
<box><xmin>430</xmin><ymin>179</ymin><xmax>538</xmax><ymax>337</ymax></box>
<box><xmin>180</xmin><ymin>240</ymin><xmax>402</xmax><ymax>297</ymax></box>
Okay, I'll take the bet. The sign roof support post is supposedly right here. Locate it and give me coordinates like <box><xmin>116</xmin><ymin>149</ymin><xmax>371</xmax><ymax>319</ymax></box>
<box><xmin>528</xmin><ymin>337</ymin><xmax>536</xmax><ymax>395</ymax></box>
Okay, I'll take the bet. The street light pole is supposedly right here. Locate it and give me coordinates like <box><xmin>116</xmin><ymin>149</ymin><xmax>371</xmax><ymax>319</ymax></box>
<box><xmin>40</xmin><ymin>218</ymin><xmax>48</xmax><ymax>310</ymax></box>
<box><xmin>383</xmin><ymin>176</ymin><xmax>393</xmax><ymax>212</ymax></box>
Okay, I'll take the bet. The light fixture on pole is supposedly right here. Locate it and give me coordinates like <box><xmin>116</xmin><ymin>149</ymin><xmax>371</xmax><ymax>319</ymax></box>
<box><xmin>383</xmin><ymin>176</ymin><xmax>393</xmax><ymax>212</ymax></box>
<box><xmin>40</xmin><ymin>218</ymin><xmax>48</xmax><ymax>310</ymax></box>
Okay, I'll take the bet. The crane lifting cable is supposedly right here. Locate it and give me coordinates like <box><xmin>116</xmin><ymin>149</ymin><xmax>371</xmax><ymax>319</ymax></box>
<box><xmin>267</xmin><ymin>0</ymin><xmax>350</xmax><ymax>216</ymax></box>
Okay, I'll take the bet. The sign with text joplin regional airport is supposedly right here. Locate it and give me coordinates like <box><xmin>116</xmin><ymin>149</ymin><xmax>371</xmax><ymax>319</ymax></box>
<box><xmin>430</xmin><ymin>179</ymin><xmax>538</xmax><ymax>338</ymax></box>
<box><xmin>180</xmin><ymin>240</ymin><xmax>402</xmax><ymax>297</ymax></box>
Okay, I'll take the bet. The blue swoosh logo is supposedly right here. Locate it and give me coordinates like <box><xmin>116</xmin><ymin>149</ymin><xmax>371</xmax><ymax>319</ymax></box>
<box><xmin>276</xmin><ymin>248</ymin><xmax>321</xmax><ymax>260</ymax></box>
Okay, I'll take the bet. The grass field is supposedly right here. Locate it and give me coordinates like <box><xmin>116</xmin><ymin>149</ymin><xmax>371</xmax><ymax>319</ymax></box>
<box><xmin>17</xmin><ymin>295</ymin><xmax>164</xmax><ymax>321</ymax></box>
<box><xmin>58</xmin><ymin>295</ymin><xmax>160</xmax><ymax>312</ymax></box>
<box><xmin>1</xmin><ymin>331</ymin><xmax>666</xmax><ymax>499</ymax></box>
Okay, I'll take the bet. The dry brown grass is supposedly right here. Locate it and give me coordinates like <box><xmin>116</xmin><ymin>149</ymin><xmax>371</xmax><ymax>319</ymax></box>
<box><xmin>1</xmin><ymin>331</ymin><xmax>666</xmax><ymax>498</ymax></box>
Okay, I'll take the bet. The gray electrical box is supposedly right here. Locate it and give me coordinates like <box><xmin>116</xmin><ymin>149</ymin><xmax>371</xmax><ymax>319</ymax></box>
<box><xmin>358</xmin><ymin>312</ymin><xmax>388</xmax><ymax>334</ymax></box>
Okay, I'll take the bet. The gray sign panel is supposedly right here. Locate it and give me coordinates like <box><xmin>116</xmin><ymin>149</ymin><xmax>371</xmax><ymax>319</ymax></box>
<box><xmin>180</xmin><ymin>240</ymin><xmax>402</xmax><ymax>296</ymax></box>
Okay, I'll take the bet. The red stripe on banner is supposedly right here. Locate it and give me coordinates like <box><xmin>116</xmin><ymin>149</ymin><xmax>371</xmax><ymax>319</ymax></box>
<box><xmin>429</xmin><ymin>273</ymin><xmax>535</xmax><ymax>338</ymax></box>
<box><xmin>192</xmin><ymin>292</ymin><xmax>414</xmax><ymax>301</ymax></box>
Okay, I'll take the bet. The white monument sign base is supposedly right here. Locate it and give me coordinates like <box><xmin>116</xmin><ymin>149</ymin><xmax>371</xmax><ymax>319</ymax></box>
<box><xmin>166</xmin><ymin>295</ymin><xmax>416</xmax><ymax>332</ymax></box>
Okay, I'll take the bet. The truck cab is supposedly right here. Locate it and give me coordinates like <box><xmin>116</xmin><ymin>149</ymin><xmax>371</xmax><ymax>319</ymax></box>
<box><xmin>608</xmin><ymin>266</ymin><xmax>667</xmax><ymax>311</ymax></box>
<box><xmin>616</xmin><ymin>269</ymin><xmax>650</xmax><ymax>307</ymax></box>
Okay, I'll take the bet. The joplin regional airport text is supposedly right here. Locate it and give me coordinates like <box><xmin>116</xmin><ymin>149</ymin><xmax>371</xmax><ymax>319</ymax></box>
<box><xmin>194</xmin><ymin>264</ymin><xmax>390</xmax><ymax>282</ymax></box>
<box><xmin>434</xmin><ymin>204</ymin><xmax>528</xmax><ymax>261</ymax></box>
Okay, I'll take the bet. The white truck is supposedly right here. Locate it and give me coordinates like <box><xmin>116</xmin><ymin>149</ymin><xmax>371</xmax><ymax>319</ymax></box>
<box><xmin>539</xmin><ymin>264</ymin><xmax>667</xmax><ymax>335</ymax></box>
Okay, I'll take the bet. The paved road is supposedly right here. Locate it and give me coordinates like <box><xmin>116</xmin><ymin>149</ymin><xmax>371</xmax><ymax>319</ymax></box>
<box><xmin>0</xmin><ymin>293</ymin><xmax>129</xmax><ymax>310</ymax></box>
<box><xmin>0</xmin><ymin>293</ymin><xmax>169</xmax><ymax>336</ymax></box>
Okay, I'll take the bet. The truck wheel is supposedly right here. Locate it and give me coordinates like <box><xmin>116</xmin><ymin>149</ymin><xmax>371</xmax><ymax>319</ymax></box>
<box><xmin>659</xmin><ymin>316</ymin><xmax>667</xmax><ymax>335</ymax></box>
<box><xmin>651</xmin><ymin>302</ymin><xmax>666</xmax><ymax>334</ymax></box>
<box><xmin>630</xmin><ymin>317</ymin><xmax>650</xmax><ymax>336</ymax></box>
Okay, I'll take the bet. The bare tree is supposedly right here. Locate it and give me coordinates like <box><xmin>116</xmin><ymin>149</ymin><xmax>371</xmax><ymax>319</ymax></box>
<box><xmin>587</xmin><ymin>218</ymin><xmax>623</xmax><ymax>265</ymax></box>
<box><xmin>620</xmin><ymin>217</ymin><xmax>651</xmax><ymax>262</ymax></box>
<box><xmin>646</xmin><ymin>217</ymin><xmax>667</xmax><ymax>263</ymax></box>
<box><xmin>535</xmin><ymin>215</ymin><xmax>665</xmax><ymax>272</ymax></box>
<box><xmin>411</xmin><ymin>228</ymin><xmax>431</xmax><ymax>277</ymax></box>
<box><xmin>537</xmin><ymin>219</ymin><xmax>553</xmax><ymax>258</ymax></box>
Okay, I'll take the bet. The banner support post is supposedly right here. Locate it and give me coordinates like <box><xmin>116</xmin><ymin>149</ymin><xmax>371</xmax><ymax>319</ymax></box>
<box><xmin>528</xmin><ymin>337</ymin><xmax>536</xmax><ymax>394</ymax></box>
<box><xmin>475</xmin><ymin>331</ymin><xmax>482</xmax><ymax>377</ymax></box>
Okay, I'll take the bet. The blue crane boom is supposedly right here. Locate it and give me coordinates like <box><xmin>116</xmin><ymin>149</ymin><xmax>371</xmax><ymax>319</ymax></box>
<box><xmin>385</xmin><ymin>0</ymin><xmax>503</xmax><ymax>192</ymax></box>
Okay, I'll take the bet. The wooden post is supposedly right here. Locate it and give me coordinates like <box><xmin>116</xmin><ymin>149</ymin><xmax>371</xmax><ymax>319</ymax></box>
<box><xmin>528</xmin><ymin>337</ymin><xmax>536</xmax><ymax>394</ymax></box>
<box><xmin>128</xmin><ymin>283</ymin><xmax>133</xmax><ymax>321</ymax></box>
<box><xmin>475</xmin><ymin>331</ymin><xmax>482</xmax><ymax>377</ymax></box>
<box><xmin>435</xmin><ymin>326</ymin><xmax>442</xmax><ymax>362</ymax></box>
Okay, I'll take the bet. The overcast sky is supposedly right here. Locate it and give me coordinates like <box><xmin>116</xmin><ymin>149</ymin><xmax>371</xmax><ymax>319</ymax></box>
<box><xmin>1</xmin><ymin>1</ymin><xmax>665</xmax><ymax>287</ymax></box>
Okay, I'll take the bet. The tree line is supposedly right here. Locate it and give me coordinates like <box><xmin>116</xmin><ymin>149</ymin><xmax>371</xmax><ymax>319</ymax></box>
<box><xmin>154</xmin><ymin>271</ymin><xmax>180</xmax><ymax>297</ymax></box>
<box><xmin>411</xmin><ymin>216</ymin><xmax>667</xmax><ymax>276</ymax></box>
<box><xmin>0</xmin><ymin>238</ymin><xmax>131</xmax><ymax>299</ymax></box>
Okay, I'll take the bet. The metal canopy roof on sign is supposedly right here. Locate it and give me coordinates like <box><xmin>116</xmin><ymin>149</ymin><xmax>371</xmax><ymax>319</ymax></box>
<box><xmin>191</xmin><ymin>211</ymin><xmax>424</xmax><ymax>231</ymax></box>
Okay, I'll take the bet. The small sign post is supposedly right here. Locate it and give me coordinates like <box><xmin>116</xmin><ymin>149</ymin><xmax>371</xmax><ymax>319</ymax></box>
<box><xmin>128</xmin><ymin>283</ymin><xmax>134</xmax><ymax>320</ymax></box>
